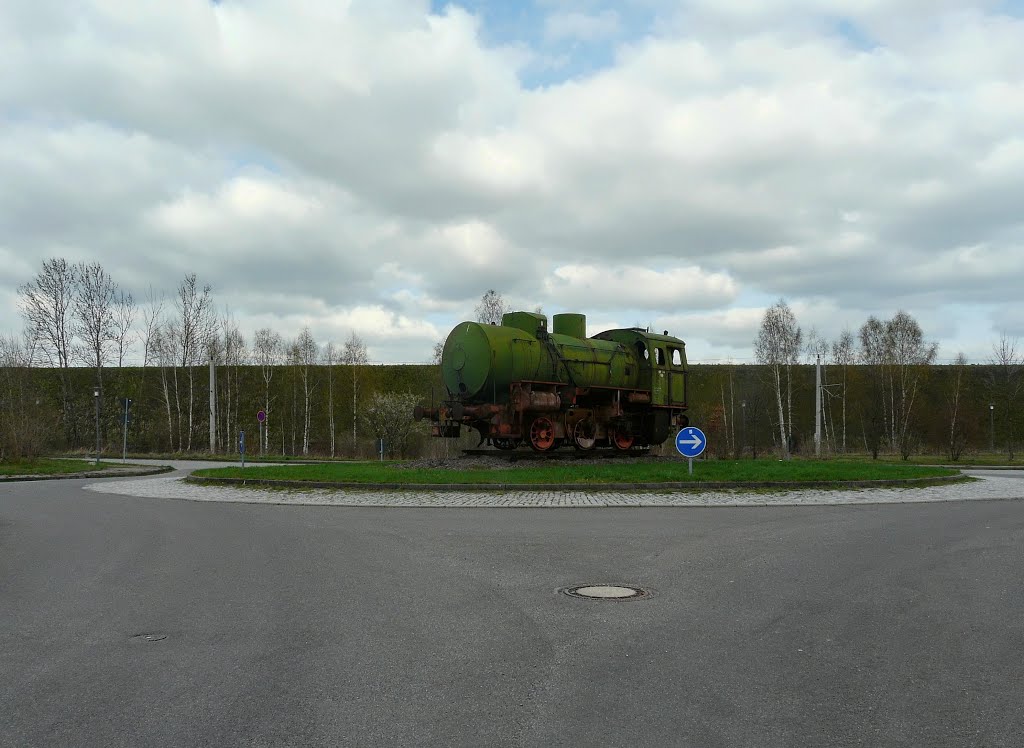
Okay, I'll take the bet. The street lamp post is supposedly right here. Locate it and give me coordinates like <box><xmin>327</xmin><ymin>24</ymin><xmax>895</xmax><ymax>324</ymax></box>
<box><xmin>990</xmin><ymin>403</ymin><xmax>995</xmax><ymax>453</ymax></box>
<box><xmin>94</xmin><ymin>387</ymin><xmax>101</xmax><ymax>466</ymax></box>
<box><xmin>741</xmin><ymin>400</ymin><xmax>747</xmax><ymax>459</ymax></box>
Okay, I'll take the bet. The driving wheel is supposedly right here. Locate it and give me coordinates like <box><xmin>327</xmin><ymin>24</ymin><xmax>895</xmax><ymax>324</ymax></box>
<box><xmin>529</xmin><ymin>417</ymin><xmax>557</xmax><ymax>452</ymax></box>
<box><xmin>611</xmin><ymin>425</ymin><xmax>635</xmax><ymax>451</ymax></box>
<box><xmin>572</xmin><ymin>419</ymin><xmax>597</xmax><ymax>450</ymax></box>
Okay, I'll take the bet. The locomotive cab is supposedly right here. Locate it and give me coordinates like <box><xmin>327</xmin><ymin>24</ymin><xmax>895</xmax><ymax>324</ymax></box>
<box><xmin>593</xmin><ymin>329</ymin><xmax>688</xmax><ymax>409</ymax></box>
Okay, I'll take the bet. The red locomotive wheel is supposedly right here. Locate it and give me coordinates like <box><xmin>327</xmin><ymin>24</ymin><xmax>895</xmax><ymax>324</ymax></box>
<box><xmin>572</xmin><ymin>419</ymin><xmax>597</xmax><ymax>450</ymax></box>
<box><xmin>611</xmin><ymin>426</ymin><xmax>635</xmax><ymax>451</ymax></box>
<box><xmin>529</xmin><ymin>417</ymin><xmax>557</xmax><ymax>452</ymax></box>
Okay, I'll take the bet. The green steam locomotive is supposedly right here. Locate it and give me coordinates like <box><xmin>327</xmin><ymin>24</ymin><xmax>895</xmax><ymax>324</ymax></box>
<box><xmin>415</xmin><ymin>311</ymin><xmax>689</xmax><ymax>451</ymax></box>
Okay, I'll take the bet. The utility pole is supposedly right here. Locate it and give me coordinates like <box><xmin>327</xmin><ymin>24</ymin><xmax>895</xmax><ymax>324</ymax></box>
<box><xmin>93</xmin><ymin>386</ymin><xmax>100</xmax><ymax>466</ymax></box>
<box><xmin>209</xmin><ymin>355</ymin><xmax>217</xmax><ymax>454</ymax></box>
<box><xmin>122</xmin><ymin>398</ymin><xmax>131</xmax><ymax>463</ymax></box>
<box><xmin>814</xmin><ymin>353</ymin><xmax>822</xmax><ymax>457</ymax></box>
<box><xmin>741</xmin><ymin>400</ymin><xmax>747</xmax><ymax>459</ymax></box>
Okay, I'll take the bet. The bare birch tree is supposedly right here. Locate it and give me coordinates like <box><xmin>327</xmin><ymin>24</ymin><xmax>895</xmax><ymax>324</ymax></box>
<box><xmin>140</xmin><ymin>288</ymin><xmax>165</xmax><ymax>369</ymax></box>
<box><xmin>323</xmin><ymin>341</ymin><xmax>337</xmax><ymax>457</ymax></box>
<box><xmin>294</xmin><ymin>327</ymin><xmax>319</xmax><ymax>455</ymax></box>
<box><xmin>343</xmin><ymin>332</ymin><xmax>368</xmax><ymax>453</ymax></box>
<box><xmin>19</xmin><ymin>258</ymin><xmax>76</xmax><ymax>369</ymax></box>
<box><xmin>886</xmin><ymin>310</ymin><xmax>937</xmax><ymax>457</ymax></box>
<box><xmin>285</xmin><ymin>338</ymin><xmax>300</xmax><ymax>455</ymax></box>
<box><xmin>73</xmin><ymin>262</ymin><xmax>118</xmax><ymax>400</ymax></box>
<box><xmin>18</xmin><ymin>257</ymin><xmax>77</xmax><ymax>440</ymax></box>
<box><xmin>152</xmin><ymin>322</ymin><xmax>177</xmax><ymax>450</ymax></box>
<box><xmin>831</xmin><ymin>329</ymin><xmax>855</xmax><ymax>453</ymax></box>
<box><xmin>475</xmin><ymin>290</ymin><xmax>510</xmax><ymax>325</ymax></box>
<box><xmin>170</xmin><ymin>274</ymin><xmax>216</xmax><ymax>451</ymax></box>
<box><xmin>253</xmin><ymin>327</ymin><xmax>282</xmax><ymax>454</ymax></box>
<box><xmin>945</xmin><ymin>352</ymin><xmax>969</xmax><ymax>461</ymax></box>
<box><xmin>112</xmin><ymin>290</ymin><xmax>136</xmax><ymax>367</ymax></box>
<box><xmin>218</xmin><ymin>312</ymin><xmax>246</xmax><ymax>453</ymax></box>
<box><xmin>858</xmin><ymin>316</ymin><xmax>888</xmax><ymax>458</ymax></box>
<box><xmin>804</xmin><ymin>328</ymin><xmax>832</xmax><ymax>451</ymax></box>
<box><xmin>987</xmin><ymin>334</ymin><xmax>1022</xmax><ymax>460</ymax></box>
<box><xmin>754</xmin><ymin>300</ymin><xmax>801</xmax><ymax>459</ymax></box>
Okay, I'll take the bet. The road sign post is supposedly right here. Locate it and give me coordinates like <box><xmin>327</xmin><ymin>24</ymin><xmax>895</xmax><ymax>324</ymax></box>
<box><xmin>239</xmin><ymin>430</ymin><xmax>246</xmax><ymax>468</ymax></box>
<box><xmin>256</xmin><ymin>410</ymin><xmax>266</xmax><ymax>457</ymax></box>
<box><xmin>675</xmin><ymin>427</ymin><xmax>707</xmax><ymax>475</ymax></box>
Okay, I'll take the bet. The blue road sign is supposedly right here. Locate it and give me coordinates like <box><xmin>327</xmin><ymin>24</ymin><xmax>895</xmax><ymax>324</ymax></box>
<box><xmin>675</xmin><ymin>427</ymin><xmax>707</xmax><ymax>458</ymax></box>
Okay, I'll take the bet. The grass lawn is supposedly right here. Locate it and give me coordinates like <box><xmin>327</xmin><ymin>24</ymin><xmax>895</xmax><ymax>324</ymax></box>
<box><xmin>192</xmin><ymin>459</ymin><xmax>958</xmax><ymax>485</ymax></box>
<box><xmin>836</xmin><ymin>453</ymin><xmax>1024</xmax><ymax>467</ymax></box>
<box><xmin>0</xmin><ymin>458</ymin><xmax>123</xmax><ymax>476</ymax></box>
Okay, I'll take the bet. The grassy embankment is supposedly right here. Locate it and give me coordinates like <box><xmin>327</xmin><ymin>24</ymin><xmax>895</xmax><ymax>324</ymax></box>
<box><xmin>0</xmin><ymin>458</ymin><xmax>123</xmax><ymax>476</ymax></box>
<box><xmin>192</xmin><ymin>460</ymin><xmax>959</xmax><ymax>486</ymax></box>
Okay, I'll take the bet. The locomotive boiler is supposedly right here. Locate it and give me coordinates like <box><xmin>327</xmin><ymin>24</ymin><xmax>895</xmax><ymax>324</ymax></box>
<box><xmin>414</xmin><ymin>311</ymin><xmax>689</xmax><ymax>451</ymax></box>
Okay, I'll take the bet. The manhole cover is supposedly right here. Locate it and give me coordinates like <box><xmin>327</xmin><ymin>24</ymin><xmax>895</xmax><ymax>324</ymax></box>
<box><xmin>561</xmin><ymin>585</ymin><xmax>650</xmax><ymax>601</ymax></box>
<box><xmin>130</xmin><ymin>633</ymin><xmax>168</xmax><ymax>642</ymax></box>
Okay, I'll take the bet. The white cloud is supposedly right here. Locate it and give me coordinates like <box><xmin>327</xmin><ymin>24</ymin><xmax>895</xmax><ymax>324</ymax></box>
<box><xmin>1</xmin><ymin>0</ymin><xmax>1021</xmax><ymax>362</ymax></box>
<box><xmin>544</xmin><ymin>264</ymin><xmax>738</xmax><ymax>310</ymax></box>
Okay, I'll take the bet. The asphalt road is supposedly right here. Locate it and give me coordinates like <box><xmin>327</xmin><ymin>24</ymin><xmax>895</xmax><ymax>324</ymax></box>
<box><xmin>2</xmin><ymin>471</ymin><xmax>1023</xmax><ymax>747</ymax></box>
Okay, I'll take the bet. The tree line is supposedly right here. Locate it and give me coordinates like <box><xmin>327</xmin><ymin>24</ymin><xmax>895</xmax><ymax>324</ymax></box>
<box><xmin>1</xmin><ymin>263</ymin><xmax>1021</xmax><ymax>461</ymax></box>
<box><xmin>1</xmin><ymin>259</ymin><xmax>438</xmax><ymax>460</ymax></box>
<box><xmin>736</xmin><ymin>299</ymin><xmax>1021</xmax><ymax>460</ymax></box>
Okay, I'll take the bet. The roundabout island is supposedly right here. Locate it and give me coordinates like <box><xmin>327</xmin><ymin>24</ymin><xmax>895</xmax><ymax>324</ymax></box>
<box><xmin>82</xmin><ymin>456</ymin><xmax>1024</xmax><ymax>509</ymax></box>
<box><xmin>184</xmin><ymin>455</ymin><xmax>963</xmax><ymax>493</ymax></box>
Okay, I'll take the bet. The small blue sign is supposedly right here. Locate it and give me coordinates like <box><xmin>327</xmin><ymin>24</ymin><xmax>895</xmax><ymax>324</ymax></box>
<box><xmin>675</xmin><ymin>427</ymin><xmax>707</xmax><ymax>458</ymax></box>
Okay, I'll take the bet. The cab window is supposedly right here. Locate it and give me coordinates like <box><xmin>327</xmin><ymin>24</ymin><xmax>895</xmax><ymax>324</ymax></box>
<box><xmin>655</xmin><ymin>347</ymin><xmax>665</xmax><ymax>366</ymax></box>
<box><xmin>635</xmin><ymin>341</ymin><xmax>649</xmax><ymax>361</ymax></box>
<box><xmin>671</xmin><ymin>348</ymin><xmax>682</xmax><ymax>366</ymax></box>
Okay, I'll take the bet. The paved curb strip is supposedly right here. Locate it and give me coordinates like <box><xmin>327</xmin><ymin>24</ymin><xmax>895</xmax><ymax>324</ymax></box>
<box><xmin>87</xmin><ymin>472</ymin><xmax>1021</xmax><ymax>508</ymax></box>
<box><xmin>186</xmin><ymin>472</ymin><xmax>966</xmax><ymax>493</ymax></box>
<box><xmin>1</xmin><ymin>465</ymin><xmax>174</xmax><ymax>483</ymax></box>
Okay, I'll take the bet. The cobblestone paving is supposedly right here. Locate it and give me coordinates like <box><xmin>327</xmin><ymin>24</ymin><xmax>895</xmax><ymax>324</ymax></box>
<box><xmin>84</xmin><ymin>471</ymin><xmax>1024</xmax><ymax>508</ymax></box>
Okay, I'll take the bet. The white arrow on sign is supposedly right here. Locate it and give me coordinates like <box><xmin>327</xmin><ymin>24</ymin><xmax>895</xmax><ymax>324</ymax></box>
<box><xmin>679</xmin><ymin>432</ymin><xmax>703</xmax><ymax>450</ymax></box>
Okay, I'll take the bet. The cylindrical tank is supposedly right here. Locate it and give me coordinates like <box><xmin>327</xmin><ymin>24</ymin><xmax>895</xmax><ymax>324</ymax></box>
<box><xmin>442</xmin><ymin>322</ymin><xmax>555</xmax><ymax>401</ymax></box>
<box><xmin>441</xmin><ymin>320</ymin><xmax>640</xmax><ymax>400</ymax></box>
<box><xmin>552</xmin><ymin>313</ymin><xmax>586</xmax><ymax>339</ymax></box>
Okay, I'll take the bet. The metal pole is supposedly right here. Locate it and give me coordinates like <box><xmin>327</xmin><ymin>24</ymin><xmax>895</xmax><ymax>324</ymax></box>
<box><xmin>209</xmin><ymin>355</ymin><xmax>217</xmax><ymax>454</ymax></box>
<box><xmin>990</xmin><ymin>404</ymin><xmax>994</xmax><ymax>452</ymax></box>
<box><xmin>815</xmin><ymin>354</ymin><xmax>822</xmax><ymax>457</ymax></box>
<box><xmin>122</xmin><ymin>398</ymin><xmax>129</xmax><ymax>464</ymax></box>
<box><xmin>742</xmin><ymin>401</ymin><xmax>746</xmax><ymax>459</ymax></box>
<box><xmin>94</xmin><ymin>387</ymin><xmax>100</xmax><ymax>466</ymax></box>
<box><xmin>240</xmin><ymin>430</ymin><xmax>246</xmax><ymax>469</ymax></box>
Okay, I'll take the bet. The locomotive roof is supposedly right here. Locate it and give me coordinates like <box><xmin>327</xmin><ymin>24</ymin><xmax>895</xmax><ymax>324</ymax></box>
<box><xmin>595</xmin><ymin>328</ymin><xmax>686</xmax><ymax>346</ymax></box>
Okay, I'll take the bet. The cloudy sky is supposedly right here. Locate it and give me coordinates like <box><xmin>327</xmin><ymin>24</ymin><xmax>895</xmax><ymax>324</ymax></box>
<box><xmin>2</xmin><ymin>0</ymin><xmax>1022</xmax><ymax>364</ymax></box>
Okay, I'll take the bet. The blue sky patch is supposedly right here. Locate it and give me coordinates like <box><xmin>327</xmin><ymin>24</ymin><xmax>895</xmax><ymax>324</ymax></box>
<box><xmin>431</xmin><ymin>0</ymin><xmax>656</xmax><ymax>87</ymax></box>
